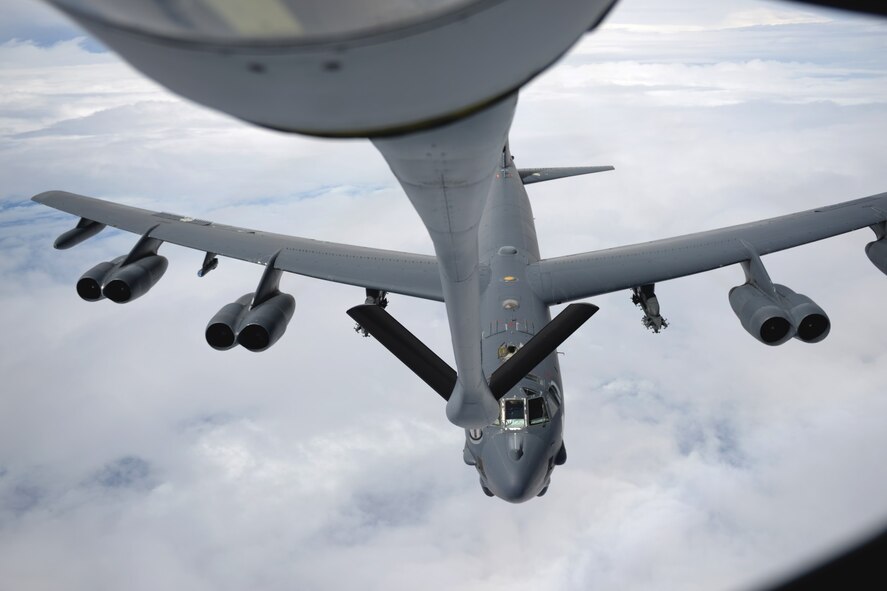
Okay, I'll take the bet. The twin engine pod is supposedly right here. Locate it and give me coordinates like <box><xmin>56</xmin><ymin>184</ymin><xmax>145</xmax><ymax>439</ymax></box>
<box><xmin>77</xmin><ymin>255</ymin><xmax>169</xmax><ymax>303</ymax></box>
<box><xmin>205</xmin><ymin>292</ymin><xmax>296</xmax><ymax>353</ymax></box>
<box><xmin>866</xmin><ymin>236</ymin><xmax>887</xmax><ymax>276</ymax></box>
<box><xmin>729</xmin><ymin>283</ymin><xmax>830</xmax><ymax>346</ymax></box>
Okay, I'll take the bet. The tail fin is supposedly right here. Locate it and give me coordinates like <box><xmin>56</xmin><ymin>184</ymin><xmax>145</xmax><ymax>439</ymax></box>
<box><xmin>518</xmin><ymin>166</ymin><xmax>614</xmax><ymax>185</ymax></box>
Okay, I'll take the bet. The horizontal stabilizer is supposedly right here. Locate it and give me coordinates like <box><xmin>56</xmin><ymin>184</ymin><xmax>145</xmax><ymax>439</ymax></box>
<box><xmin>489</xmin><ymin>303</ymin><xmax>598</xmax><ymax>399</ymax></box>
<box><xmin>347</xmin><ymin>304</ymin><xmax>456</xmax><ymax>400</ymax></box>
<box><xmin>518</xmin><ymin>166</ymin><xmax>614</xmax><ymax>185</ymax></box>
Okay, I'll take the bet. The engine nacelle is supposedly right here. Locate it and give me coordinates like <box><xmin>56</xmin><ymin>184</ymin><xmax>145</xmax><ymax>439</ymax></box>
<box><xmin>773</xmin><ymin>284</ymin><xmax>831</xmax><ymax>344</ymax></box>
<box><xmin>205</xmin><ymin>294</ymin><xmax>253</xmax><ymax>351</ymax></box>
<box><xmin>205</xmin><ymin>292</ymin><xmax>296</xmax><ymax>352</ymax></box>
<box><xmin>102</xmin><ymin>255</ymin><xmax>169</xmax><ymax>303</ymax></box>
<box><xmin>728</xmin><ymin>283</ymin><xmax>795</xmax><ymax>346</ymax></box>
<box><xmin>237</xmin><ymin>293</ymin><xmax>296</xmax><ymax>352</ymax></box>
<box><xmin>76</xmin><ymin>256</ymin><xmax>125</xmax><ymax>301</ymax></box>
<box><xmin>866</xmin><ymin>238</ymin><xmax>887</xmax><ymax>276</ymax></box>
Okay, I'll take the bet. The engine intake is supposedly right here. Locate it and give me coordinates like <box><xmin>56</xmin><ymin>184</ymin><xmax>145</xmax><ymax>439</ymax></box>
<box><xmin>76</xmin><ymin>256</ymin><xmax>125</xmax><ymax>301</ymax></box>
<box><xmin>773</xmin><ymin>284</ymin><xmax>830</xmax><ymax>344</ymax></box>
<box><xmin>205</xmin><ymin>294</ymin><xmax>253</xmax><ymax>351</ymax></box>
<box><xmin>729</xmin><ymin>282</ymin><xmax>830</xmax><ymax>346</ymax></box>
<box><xmin>237</xmin><ymin>293</ymin><xmax>296</xmax><ymax>352</ymax></box>
<box><xmin>729</xmin><ymin>283</ymin><xmax>795</xmax><ymax>346</ymax></box>
<box><xmin>102</xmin><ymin>255</ymin><xmax>169</xmax><ymax>303</ymax></box>
<box><xmin>205</xmin><ymin>292</ymin><xmax>296</xmax><ymax>352</ymax></box>
<box><xmin>75</xmin><ymin>232</ymin><xmax>167</xmax><ymax>303</ymax></box>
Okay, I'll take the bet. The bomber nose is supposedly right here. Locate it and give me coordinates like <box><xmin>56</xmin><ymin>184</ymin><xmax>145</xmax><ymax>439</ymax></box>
<box><xmin>482</xmin><ymin>432</ymin><xmax>547</xmax><ymax>503</ymax></box>
<box><xmin>493</xmin><ymin>472</ymin><xmax>534</xmax><ymax>502</ymax></box>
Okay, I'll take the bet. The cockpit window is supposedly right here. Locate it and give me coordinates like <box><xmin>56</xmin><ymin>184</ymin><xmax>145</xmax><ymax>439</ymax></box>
<box><xmin>528</xmin><ymin>396</ymin><xmax>548</xmax><ymax>425</ymax></box>
<box><xmin>499</xmin><ymin>396</ymin><xmax>550</xmax><ymax>429</ymax></box>
<box><xmin>503</xmin><ymin>399</ymin><xmax>526</xmax><ymax>429</ymax></box>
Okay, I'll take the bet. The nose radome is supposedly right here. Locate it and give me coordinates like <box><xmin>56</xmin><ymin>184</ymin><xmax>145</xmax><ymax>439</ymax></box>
<box><xmin>483</xmin><ymin>433</ymin><xmax>547</xmax><ymax>503</ymax></box>
<box><xmin>493</xmin><ymin>472</ymin><xmax>534</xmax><ymax>503</ymax></box>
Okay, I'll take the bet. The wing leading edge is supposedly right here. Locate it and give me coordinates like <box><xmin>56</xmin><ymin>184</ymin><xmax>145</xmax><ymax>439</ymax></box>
<box><xmin>33</xmin><ymin>191</ymin><xmax>443</xmax><ymax>301</ymax></box>
<box><xmin>529</xmin><ymin>192</ymin><xmax>887</xmax><ymax>304</ymax></box>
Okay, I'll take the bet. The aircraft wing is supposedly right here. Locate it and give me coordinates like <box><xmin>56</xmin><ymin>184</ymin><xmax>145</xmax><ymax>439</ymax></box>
<box><xmin>529</xmin><ymin>192</ymin><xmax>887</xmax><ymax>304</ymax></box>
<box><xmin>33</xmin><ymin>191</ymin><xmax>443</xmax><ymax>301</ymax></box>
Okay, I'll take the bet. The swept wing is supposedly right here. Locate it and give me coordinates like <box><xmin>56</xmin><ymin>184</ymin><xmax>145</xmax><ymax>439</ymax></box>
<box><xmin>529</xmin><ymin>192</ymin><xmax>887</xmax><ymax>304</ymax></box>
<box><xmin>33</xmin><ymin>191</ymin><xmax>443</xmax><ymax>301</ymax></box>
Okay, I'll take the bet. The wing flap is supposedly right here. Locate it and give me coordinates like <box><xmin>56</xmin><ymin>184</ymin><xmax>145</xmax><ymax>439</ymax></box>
<box><xmin>530</xmin><ymin>192</ymin><xmax>887</xmax><ymax>304</ymax></box>
<box><xmin>33</xmin><ymin>191</ymin><xmax>443</xmax><ymax>301</ymax></box>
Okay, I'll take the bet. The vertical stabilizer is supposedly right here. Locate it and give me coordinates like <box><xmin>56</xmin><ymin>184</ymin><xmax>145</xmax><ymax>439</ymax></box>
<box><xmin>518</xmin><ymin>165</ymin><xmax>614</xmax><ymax>185</ymax></box>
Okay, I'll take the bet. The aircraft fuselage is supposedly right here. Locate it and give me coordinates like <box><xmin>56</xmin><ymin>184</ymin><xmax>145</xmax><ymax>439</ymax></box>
<box><xmin>462</xmin><ymin>147</ymin><xmax>567</xmax><ymax>502</ymax></box>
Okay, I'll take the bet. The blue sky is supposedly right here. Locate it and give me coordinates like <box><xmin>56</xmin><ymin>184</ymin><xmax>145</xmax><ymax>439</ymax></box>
<box><xmin>1</xmin><ymin>1</ymin><xmax>887</xmax><ymax>590</ymax></box>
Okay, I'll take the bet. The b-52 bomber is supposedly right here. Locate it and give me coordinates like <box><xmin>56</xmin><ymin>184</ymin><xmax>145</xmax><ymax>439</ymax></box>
<box><xmin>31</xmin><ymin>0</ymin><xmax>887</xmax><ymax>501</ymax></box>
<box><xmin>33</xmin><ymin>136</ymin><xmax>887</xmax><ymax>501</ymax></box>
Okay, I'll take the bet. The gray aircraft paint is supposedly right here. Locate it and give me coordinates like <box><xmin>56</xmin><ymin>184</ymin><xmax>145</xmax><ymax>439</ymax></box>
<box><xmin>41</xmin><ymin>0</ymin><xmax>618</xmax><ymax>136</ymax></box>
<box><xmin>372</xmin><ymin>96</ymin><xmax>517</xmax><ymax>429</ymax></box>
<box><xmin>467</xmin><ymin>143</ymin><xmax>566</xmax><ymax>502</ymax></box>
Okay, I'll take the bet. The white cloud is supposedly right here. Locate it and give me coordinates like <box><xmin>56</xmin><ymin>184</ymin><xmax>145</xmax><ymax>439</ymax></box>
<box><xmin>0</xmin><ymin>38</ymin><xmax>165</xmax><ymax>136</ymax></box>
<box><xmin>0</xmin><ymin>0</ymin><xmax>81</xmax><ymax>44</ymax></box>
<box><xmin>540</xmin><ymin>59</ymin><xmax>887</xmax><ymax>107</ymax></box>
<box><xmin>1</xmin><ymin>1</ymin><xmax>887</xmax><ymax>590</ymax></box>
<box><xmin>605</xmin><ymin>7</ymin><xmax>831</xmax><ymax>33</ymax></box>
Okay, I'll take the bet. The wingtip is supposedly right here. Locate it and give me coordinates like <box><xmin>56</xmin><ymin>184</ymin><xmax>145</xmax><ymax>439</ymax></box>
<box><xmin>31</xmin><ymin>190</ymin><xmax>67</xmax><ymax>204</ymax></box>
